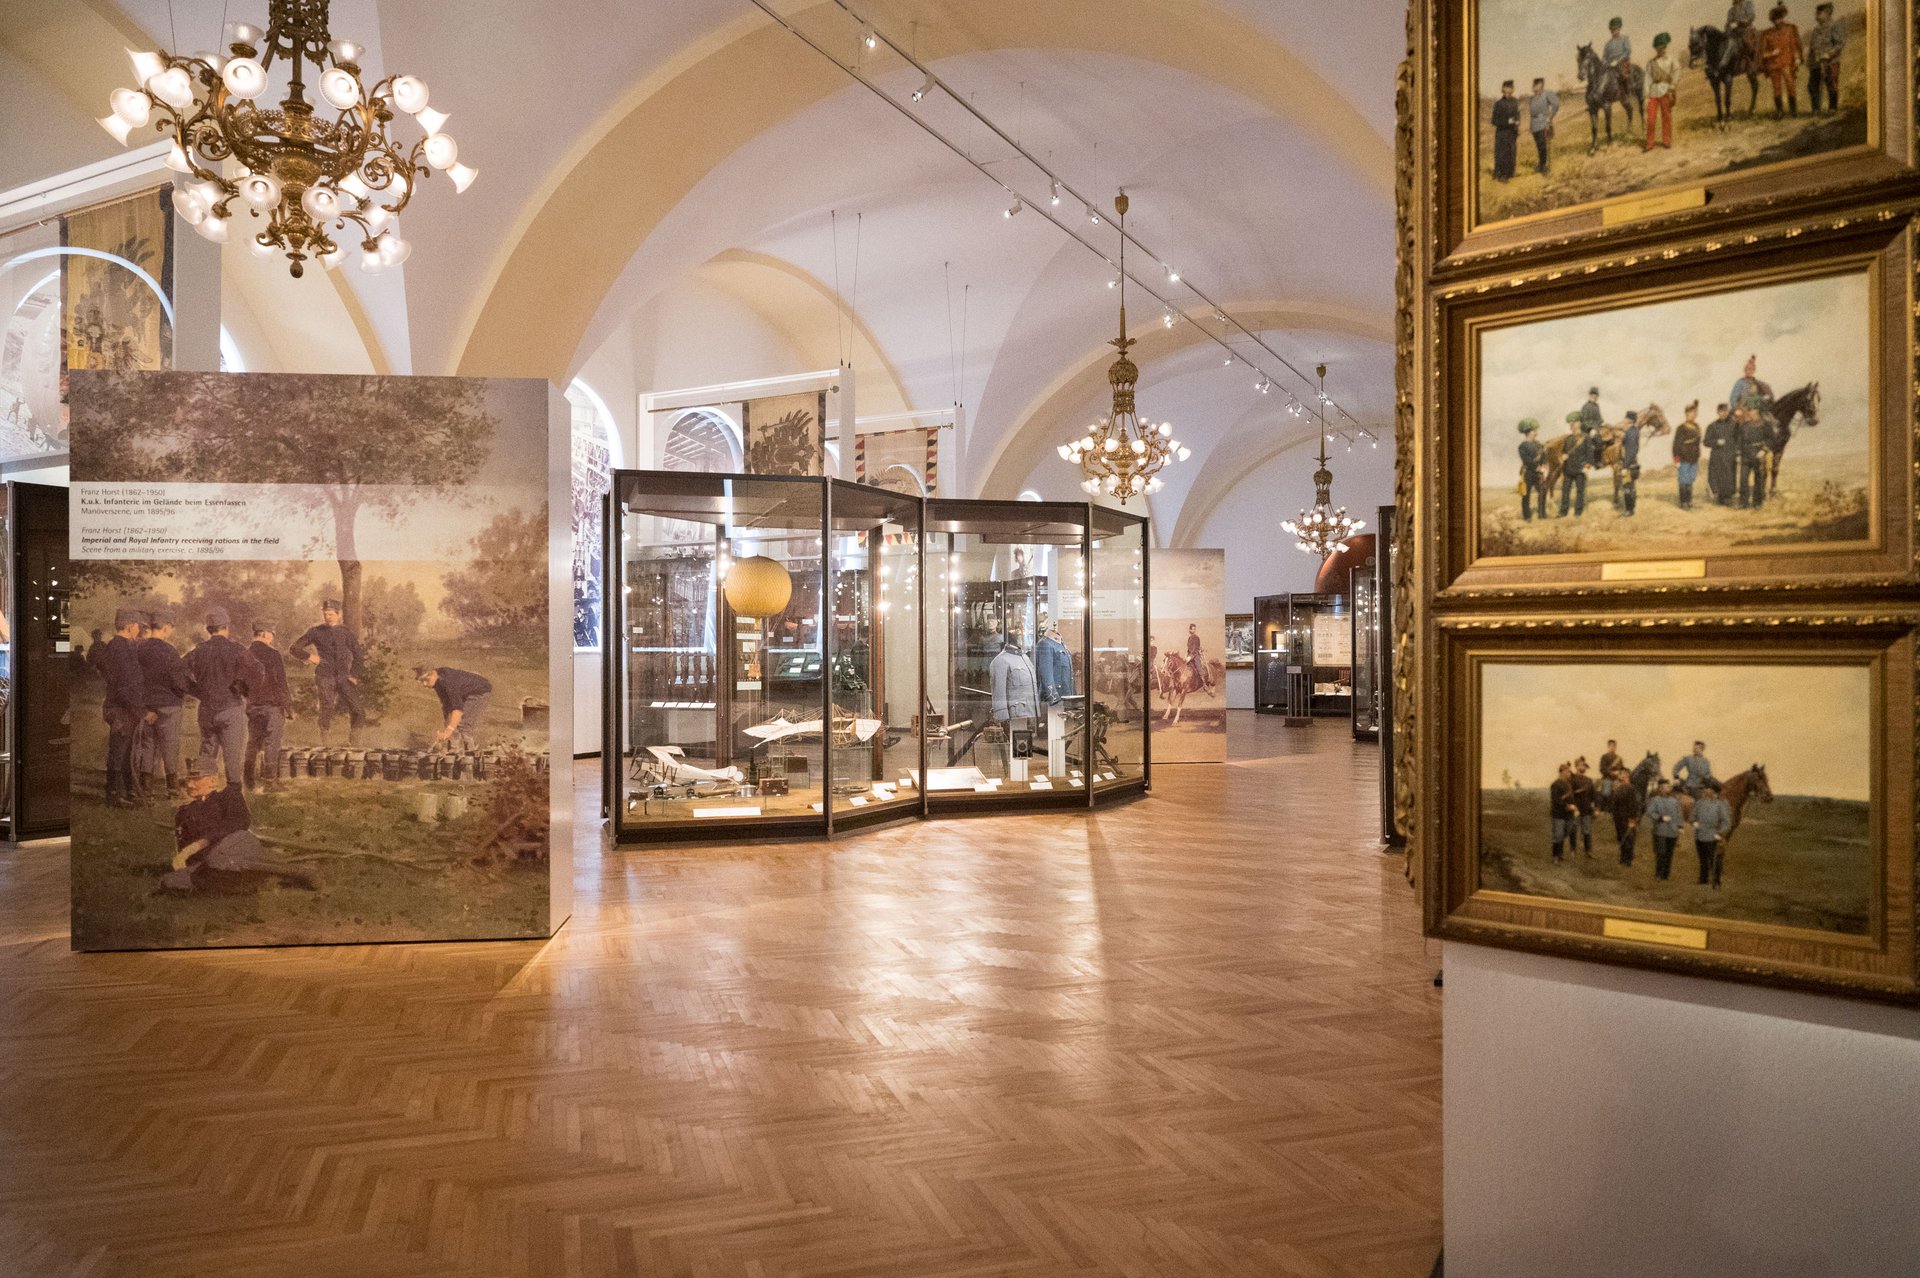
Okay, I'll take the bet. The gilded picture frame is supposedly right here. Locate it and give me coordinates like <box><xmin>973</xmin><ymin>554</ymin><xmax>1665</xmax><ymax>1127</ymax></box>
<box><xmin>1434</xmin><ymin>212</ymin><xmax>1915</xmax><ymax>597</ymax></box>
<box><xmin>1432</xmin><ymin>0</ymin><xmax>1916</xmax><ymax>266</ymax></box>
<box><xmin>1428</xmin><ymin>613</ymin><xmax>1918</xmax><ymax>1002</ymax></box>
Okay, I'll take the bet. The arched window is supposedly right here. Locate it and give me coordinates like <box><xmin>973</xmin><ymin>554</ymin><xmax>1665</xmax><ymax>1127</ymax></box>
<box><xmin>661</xmin><ymin>408</ymin><xmax>741</xmax><ymax>472</ymax></box>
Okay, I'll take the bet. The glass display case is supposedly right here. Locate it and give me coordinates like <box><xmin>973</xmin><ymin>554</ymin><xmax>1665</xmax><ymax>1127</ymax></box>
<box><xmin>926</xmin><ymin>499</ymin><xmax>1097</xmax><ymax>810</ymax></box>
<box><xmin>4</xmin><ymin>483</ymin><xmax>70</xmax><ymax>841</ymax></box>
<box><xmin>606</xmin><ymin>476</ymin><xmax>1149</xmax><ymax>841</ymax></box>
<box><xmin>1253</xmin><ymin>593</ymin><xmax>1290</xmax><ymax>714</ymax></box>
<box><xmin>1286</xmin><ymin>593</ymin><xmax>1352</xmax><ymax>719</ymax></box>
<box><xmin>1350</xmin><ymin>561</ymin><xmax>1380</xmax><ymax>741</ymax></box>
<box><xmin>607</xmin><ymin>472</ymin><xmax>834</xmax><ymax>842</ymax></box>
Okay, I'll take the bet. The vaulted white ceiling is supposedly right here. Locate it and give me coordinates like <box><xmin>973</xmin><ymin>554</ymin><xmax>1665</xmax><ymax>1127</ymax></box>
<box><xmin>3</xmin><ymin>0</ymin><xmax>1404</xmax><ymax>584</ymax></box>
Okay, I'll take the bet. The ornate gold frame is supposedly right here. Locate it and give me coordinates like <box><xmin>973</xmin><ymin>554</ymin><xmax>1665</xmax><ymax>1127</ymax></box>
<box><xmin>1428</xmin><ymin>613</ymin><xmax>1917</xmax><ymax>1001</ymax></box>
<box><xmin>1436</xmin><ymin>212</ymin><xmax>1916</xmax><ymax>596</ymax></box>
<box><xmin>1396</xmin><ymin>0</ymin><xmax>1920</xmax><ymax>1000</ymax></box>
<box><xmin>1433</xmin><ymin>1</ymin><xmax>1917</xmax><ymax>266</ymax></box>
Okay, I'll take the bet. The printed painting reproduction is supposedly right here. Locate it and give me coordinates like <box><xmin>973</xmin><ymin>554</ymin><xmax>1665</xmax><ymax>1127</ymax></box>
<box><xmin>1477</xmin><ymin>659</ymin><xmax>1874</xmax><ymax>936</ymax></box>
<box><xmin>1474</xmin><ymin>0</ymin><xmax>1872</xmax><ymax>226</ymax></box>
<box><xmin>1148</xmin><ymin>549</ymin><xmax>1226</xmax><ymax>763</ymax></box>
<box><xmin>68</xmin><ymin>371</ymin><xmax>559</xmax><ymax>950</ymax></box>
<box><xmin>1475</xmin><ymin>266</ymin><xmax>1871</xmax><ymax>561</ymax></box>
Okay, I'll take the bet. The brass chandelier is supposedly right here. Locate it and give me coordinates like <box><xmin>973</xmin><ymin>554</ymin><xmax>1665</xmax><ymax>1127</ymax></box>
<box><xmin>1281</xmin><ymin>364</ymin><xmax>1365</xmax><ymax>557</ymax></box>
<box><xmin>97</xmin><ymin>0</ymin><xmax>475</xmax><ymax>277</ymax></box>
<box><xmin>1057</xmin><ymin>193</ymin><xmax>1188</xmax><ymax>502</ymax></box>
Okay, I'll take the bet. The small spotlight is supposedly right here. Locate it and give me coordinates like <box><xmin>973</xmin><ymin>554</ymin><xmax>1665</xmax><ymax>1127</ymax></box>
<box><xmin>1166</xmin><ymin>266</ymin><xmax>1179</xmax><ymax>283</ymax></box>
<box><xmin>911</xmin><ymin>71</ymin><xmax>936</xmax><ymax>101</ymax></box>
<box><xmin>1107</xmin><ymin>276</ymin><xmax>1118</xmax><ymax>289</ymax></box>
<box><xmin>862</xmin><ymin>26</ymin><xmax>878</xmax><ymax>49</ymax></box>
<box><xmin>1087</xmin><ymin>206</ymin><xmax>1101</xmax><ymax>225</ymax></box>
<box><xmin>1005</xmin><ymin>199</ymin><xmax>1023</xmax><ymax>218</ymax></box>
<box><xmin>1162</xmin><ymin>311</ymin><xmax>1174</xmax><ymax>328</ymax></box>
<box><xmin>1049</xmin><ymin>180</ymin><xmax>1061</xmax><ymax>206</ymax></box>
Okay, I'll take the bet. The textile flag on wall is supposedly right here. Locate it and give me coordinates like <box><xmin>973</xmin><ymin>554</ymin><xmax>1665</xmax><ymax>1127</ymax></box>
<box><xmin>741</xmin><ymin>391</ymin><xmax>825</xmax><ymax>476</ymax></box>
<box><xmin>854</xmin><ymin>426</ymin><xmax>939</xmax><ymax>496</ymax></box>
<box><xmin>61</xmin><ymin>187</ymin><xmax>174</xmax><ymax>376</ymax></box>
<box><xmin>569</xmin><ymin>394</ymin><xmax>611</xmax><ymax>649</ymax></box>
<box><xmin>1148</xmin><ymin>548</ymin><xmax>1228</xmax><ymax>763</ymax></box>
<box><xmin>67</xmin><ymin>370</ymin><xmax>571</xmax><ymax>951</ymax></box>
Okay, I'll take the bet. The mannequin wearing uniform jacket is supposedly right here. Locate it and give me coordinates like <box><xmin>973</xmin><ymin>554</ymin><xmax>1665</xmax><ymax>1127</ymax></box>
<box><xmin>989</xmin><ymin>642</ymin><xmax>1040</xmax><ymax>721</ymax></box>
<box><xmin>1035</xmin><ymin>628</ymin><xmax>1074</xmax><ymax>704</ymax></box>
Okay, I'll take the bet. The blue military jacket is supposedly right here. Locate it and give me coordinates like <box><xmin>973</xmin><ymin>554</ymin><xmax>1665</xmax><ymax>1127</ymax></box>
<box><xmin>1035</xmin><ymin>636</ymin><xmax>1075</xmax><ymax>704</ymax></box>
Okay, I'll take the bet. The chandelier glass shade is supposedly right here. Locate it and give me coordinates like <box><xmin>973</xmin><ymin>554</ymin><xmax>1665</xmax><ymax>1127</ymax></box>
<box><xmin>1056</xmin><ymin>194</ymin><xmax>1188</xmax><ymax>503</ymax></box>
<box><xmin>97</xmin><ymin>0</ymin><xmax>475</xmax><ymax>277</ymax></box>
<box><xmin>1280</xmin><ymin>365</ymin><xmax>1365</xmax><ymax>557</ymax></box>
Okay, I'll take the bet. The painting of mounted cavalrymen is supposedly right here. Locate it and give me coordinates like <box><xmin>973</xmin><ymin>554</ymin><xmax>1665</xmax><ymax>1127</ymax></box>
<box><xmin>1473</xmin><ymin>0</ymin><xmax>1870</xmax><ymax>226</ymax></box>
<box><xmin>1474</xmin><ymin>266</ymin><xmax>1871</xmax><ymax>560</ymax></box>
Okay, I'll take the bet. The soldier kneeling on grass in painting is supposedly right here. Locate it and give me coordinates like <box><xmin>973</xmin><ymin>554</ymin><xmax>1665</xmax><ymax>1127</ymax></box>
<box><xmin>161</xmin><ymin>766</ymin><xmax>316</xmax><ymax>894</ymax></box>
<box><xmin>414</xmin><ymin>665</ymin><xmax>493</xmax><ymax>752</ymax></box>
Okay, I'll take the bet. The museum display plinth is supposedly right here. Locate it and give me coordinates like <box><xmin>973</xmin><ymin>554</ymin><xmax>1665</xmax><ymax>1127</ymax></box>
<box><xmin>604</xmin><ymin>473</ymin><xmax>1150</xmax><ymax>844</ymax></box>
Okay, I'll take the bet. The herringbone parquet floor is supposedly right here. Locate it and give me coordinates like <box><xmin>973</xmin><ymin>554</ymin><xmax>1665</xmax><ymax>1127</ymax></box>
<box><xmin>0</xmin><ymin>713</ymin><xmax>1440</xmax><ymax>1277</ymax></box>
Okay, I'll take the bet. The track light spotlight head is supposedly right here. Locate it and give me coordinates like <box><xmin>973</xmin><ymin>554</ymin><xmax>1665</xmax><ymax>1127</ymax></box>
<box><xmin>1049</xmin><ymin>180</ymin><xmax>1061</xmax><ymax>205</ymax></box>
<box><xmin>911</xmin><ymin>71</ymin><xmax>935</xmax><ymax>101</ymax></box>
<box><xmin>862</xmin><ymin>26</ymin><xmax>878</xmax><ymax>49</ymax></box>
<box><xmin>1005</xmin><ymin>199</ymin><xmax>1022</xmax><ymax>218</ymax></box>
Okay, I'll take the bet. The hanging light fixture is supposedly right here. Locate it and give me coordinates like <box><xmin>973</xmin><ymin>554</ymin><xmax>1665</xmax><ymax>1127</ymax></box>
<box><xmin>1056</xmin><ymin>193</ymin><xmax>1187</xmax><ymax>503</ymax></box>
<box><xmin>1281</xmin><ymin>364</ymin><xmax>1365</xmax><ymax>557</ymax></box>
<box><xmin>97</xmin><ymin>0</ymin><xmax>476</xmax><ymax>277</ymax></box>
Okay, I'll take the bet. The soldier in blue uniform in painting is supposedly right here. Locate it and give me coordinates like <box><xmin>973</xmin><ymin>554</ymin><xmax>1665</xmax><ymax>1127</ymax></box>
<box><xmin>1673</xmin><ymin>740</ymin><xmax>1714</xmax><ymax>798</ymax></box>
<box><xmin>1645</xmin><ymin>778</ymin><xmax>1684</xmax><ymax>881</ymax></box>
<box><xmin>245</xmin><ymin>619</ymin><xmax>293</xmax><ymax>793</ymax></box>
<box><xmin>1603</xmin><ymin>18</ymin><xmax>1635</xmax><ymax>93</ymax></box>
<box><xmin>1579</xmin><ymin>387</ymin><xmax>1605</xmax><ymax>441</ymax></box>
<box><xmin>1692</xmin><ymin>780</ymin><xmax>1734</xmax><ymax>887</ymax></box>
<box><xmin>415</xmin><ymin>664</ymin><xmax>493</xmax><ymax>752</ymax></box>
<box><xmin>1617</xmin><ymin>410</ymin><xmax>1642</xmax><ymax>517</ymax></box>
<box><xmin>99</xmin><ymin>607</ymin><xmax>147</xmax><ymax>808</ymax></box>
<box><xmin>1737</xmin><ymin>402</ymin><xmax>1773</xmax><ymax>509</ymax></box>
<box><xmin>184</xmin><ymin>608</ymin><xmax>266</xmax><ymax>788</ymax></box>
<box><xmin>1671</xmin><ymin>401</ymin><xmax>1703</xmax><ymax>510</ymax></box>
<box><xmin>1548</xmin><ymin>762</ymin><xmax>1578</xmax><ymax>863</ymax></box>
<box><xmin>135</xmin><ymin>607</ymin><xmax>191</xmax><ymax>801</ymax></box>
<box><xmin>290</xmin><ymin>599</ymin><xmax>366</xmax><ymax>747</ymax></box>
<box><xmin>1517</xmin><ymin>419</ymin><xmax>1550</xmax><ymax>520</ymax></box>
<box><xmin>1557</xmin><ymin>413</ymin><xmax>1594</xmax><ymax>518</ymax></box>
<box><xmin>1490</xmin><ymin>80</ymin><xmax>1521</xmax><ymax>181</ymax></box>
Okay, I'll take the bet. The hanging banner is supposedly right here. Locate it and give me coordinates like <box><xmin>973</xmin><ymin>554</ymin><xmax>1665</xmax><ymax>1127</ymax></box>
<box><xmin>67</xmin><ymin>370</ymin><xmax>569</xmax><ymax>951</ymax></box>
<box><xmin>854</xmin><ymin>426</ymin><xmax>939</xmax><ymax>496</ymax></box>
<box><xmin>61</xmin><ymin>186</ymin><xmax>174</xmax><ymax>376</ymax></box>
<box><xmin>569</xmin><ymin>394</ymin><xmax>611</xmax><ymax>649</ymax></box>
<box><xmin>741</xmin><ymin>391</ymin><xmax>825</xmax><ymax>476</ymax></box>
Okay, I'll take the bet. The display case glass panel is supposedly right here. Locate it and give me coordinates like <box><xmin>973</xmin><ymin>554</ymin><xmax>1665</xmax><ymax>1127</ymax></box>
<box><xmin>610</xmin><ymin>472</ymin><xmax>828</xmax><ymax>839</ymax></box>
<box><xmin>1350</xmin><ymin>565</ymin><xmax>1380</xmax><ymax>740</ymax></box>
<box><xmin>924</xmin><ymin>500</ymin><xmax>1089</xmax><ymax>806</ymax></box>
<box><xmin>826</xmin><ymin>481</ymin><xmax>922</xmax><ymax>823</ymax></box>
<box><xmin>1089</xmin><ymin>506</ymin><xmax>1148</xmax><ymax>792</ymax></box>
<box><xmin>1253</xmin><ymin>593</ymin><xmax>1289</xmax><ymax>713</ymax></box>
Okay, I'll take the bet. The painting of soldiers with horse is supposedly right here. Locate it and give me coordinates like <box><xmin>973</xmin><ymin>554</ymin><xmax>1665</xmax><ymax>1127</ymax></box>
<box><xmin>1477</xmin><ymin>659</ymin><xmax>1874</xmax><ymax>935</ymax></box>
<box><xmin>1147</xmin><ymin>549</ymin><xmax>1226</xmax><ymax>763</ymax></box>
<box><xmin>1473</xmin><ymin>0</ymin><xmax>1871</xmax><ymax>226</ymax></box>
<box><xmin>1475</xmin><ymin>265</ymin><xmax>1871</xmax><ymax>561</ymax></box>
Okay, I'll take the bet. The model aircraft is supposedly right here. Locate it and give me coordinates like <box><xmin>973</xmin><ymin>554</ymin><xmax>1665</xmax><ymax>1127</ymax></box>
<box><xmin>636</xmin><ymin>745</ymin><xmax>745</xmax><ymax>789</ymax></box>
<box><xmin>743</xmin><ymin>715</ymin><xmax>883</xmax><ymax>745</ymax></box>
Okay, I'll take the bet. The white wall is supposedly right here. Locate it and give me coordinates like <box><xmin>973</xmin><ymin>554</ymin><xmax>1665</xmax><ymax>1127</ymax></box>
<box><xmin>1445</xmin><ymin>942</ymin><xmax>1920</xmax><ymax>1277</ymax></box>
<box><xmin>0</xmin><ymin>47</ymin><xmax>117</xmax><ymax>193</ymax></box>
<box><xmin>1197</xmin><ymin>441</ymin><xmax>1396</xmax><ymax>609</ymax></box>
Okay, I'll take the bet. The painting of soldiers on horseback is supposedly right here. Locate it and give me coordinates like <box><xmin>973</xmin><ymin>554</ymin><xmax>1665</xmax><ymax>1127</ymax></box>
<box><xmin>1476</xmin><ymin>266</ymin><xmax>1871</xmax><ymax>560</ymax></box>
<box><xmin>1477</xmin><ymin>660</ymin><xmax>1874</xmax><ymax>936</ymax></box>
<box><xmin>1474</xmin><ymin>1</ymin><xmax>1871</xmax><ymax>226</ymax></box>
<box><xmin>1146</xmin><ymin>550</ymin><xmax>1227</xmax><ymax>763</ymax></box>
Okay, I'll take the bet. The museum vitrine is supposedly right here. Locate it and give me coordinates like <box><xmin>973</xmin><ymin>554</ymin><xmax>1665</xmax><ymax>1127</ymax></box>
<box><xmin>607</xmin><ymin>471</ymin><xmax>833</xmax><ymax>841</ymax></box>
<box><xmin>825</xmin><ymin>480</ymin><xmax>923</xmax><ymax>829</ymax></box>
<box><xmin>1350</xmin><ymin>563</ymin><xmax>1380</xmax><ymax>742</ymax></box>
<box><xmin>1087</xmin><ymin>505</ymin><xmax>1148</xmax><ymax>797</ymax></box>
<box><xmin>1253</xmin><ymin>593</ymin><xmax>1289</xmax><ymax>714</ymax></box>
<box><xmin>1287</xmin><ymin>593</ymin><xmax>1352</xmax><ymax>719</ymax></box>
<box><xmin>7</xmin><ymin>483</ymin><xmax>70</xmax><ymax>840</ymax></box>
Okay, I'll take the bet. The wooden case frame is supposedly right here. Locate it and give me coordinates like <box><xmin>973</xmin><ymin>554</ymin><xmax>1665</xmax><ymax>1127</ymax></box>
<box><xmin>1429</xmin><ymin>0</ymin><xmax>1918</xmax><ymax>268</ymax></box>
<box><xmin>1429</xmin><ymin>612</ymin><xmax>1918</xmax><ymax>1000</ymax></box>
<box><xmin>1435</xmin><ymin>210</ymin><xmax>1918</xmax><ymax>597</ymax></box>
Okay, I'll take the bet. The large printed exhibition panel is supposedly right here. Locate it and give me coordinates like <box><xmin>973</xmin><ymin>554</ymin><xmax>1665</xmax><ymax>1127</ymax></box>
<box><xmin>66</xmin><ymin>371</ymin><xmax>571</xmax><ymax>950</ymax></box>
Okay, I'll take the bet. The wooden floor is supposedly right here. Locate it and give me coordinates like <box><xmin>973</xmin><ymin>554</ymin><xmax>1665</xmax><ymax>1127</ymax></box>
<box><xmin>0</xmin><ymin>713</ymin><xmax>1441</xmax><ymax>1277</ymax></box>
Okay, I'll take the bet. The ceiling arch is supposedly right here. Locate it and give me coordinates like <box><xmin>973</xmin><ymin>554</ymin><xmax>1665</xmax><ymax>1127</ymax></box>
<box><xmin>451</xmin><ymin>0</ymin><xmax>1393</xmax><ymax>381</ymax></box>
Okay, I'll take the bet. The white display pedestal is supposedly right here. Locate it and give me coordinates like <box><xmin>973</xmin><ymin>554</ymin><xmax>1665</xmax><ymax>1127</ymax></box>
<box><xmin>1047</xmin><ymin>703</ymin><xmax>1066</xmax><ymax>775</ymax></box>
